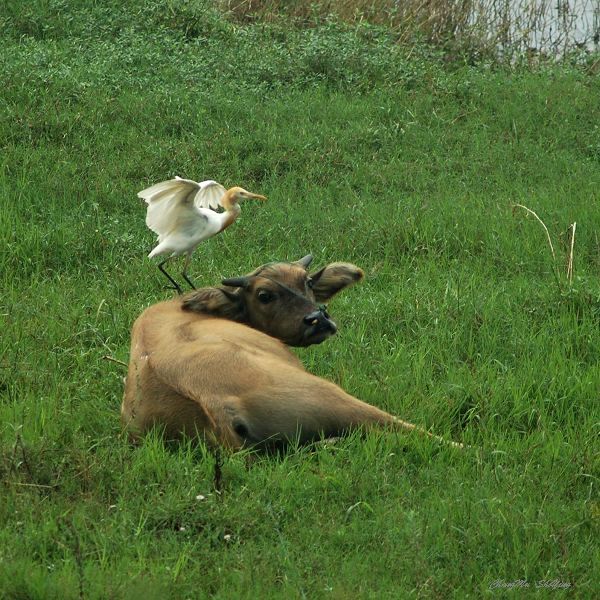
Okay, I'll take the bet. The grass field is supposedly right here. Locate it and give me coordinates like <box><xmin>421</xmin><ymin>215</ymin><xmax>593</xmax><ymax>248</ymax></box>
<box><xmin>1</xmin><ymin>1</ymin><xmax>599</xmax><ymax>597</ymax></box>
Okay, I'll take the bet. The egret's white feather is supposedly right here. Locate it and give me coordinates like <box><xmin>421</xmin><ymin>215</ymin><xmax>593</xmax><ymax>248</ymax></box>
<box><xmin>172</xmin><ymin>177</ymin><xmax>226</xmax><ymax>210</ymax></box>
<box><xmin>194</xmin><ymin>180</ymin><xmax>227</xmax><ymax>210</ymax></box>
<box><xmin>137</xmin><ymin>179</ymin><xmax>179</xmax><ymax>200</ymax></box>
<box><xmin>141</xmin><ymin>179</ymin><xmax>198</xmax><ymax>240</ymax></box>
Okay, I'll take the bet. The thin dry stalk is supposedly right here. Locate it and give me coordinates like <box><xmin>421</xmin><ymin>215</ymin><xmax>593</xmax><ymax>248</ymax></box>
<box><xmin>7</xmin><ymin>481</ymin><xmax>58</xmax><ymax>489</ymax></box>
<box><xmin>102</xmin><ymin>355</ymin><xmax>127</xmax><ymax>368</ymax></box>
<box><xmin>566</xmin><ymin>222</ymin><xmax>577</xmax><ymax>284</ymax></box>
<box><xmin>512</xmin><ymin>203</ymin><xmax>565</xmax><ymax>291</ymax></box>
<box><xmin>512</xmin><ymin>204</ymin><xmax>557</xmax><ymax>263</ymax></box>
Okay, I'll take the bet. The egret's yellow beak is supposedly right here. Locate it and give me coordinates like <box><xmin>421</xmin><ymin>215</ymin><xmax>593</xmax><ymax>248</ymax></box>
<box><xmin>248</xmin><ymin>192</ymin><xmax>267</xmax><ymax>201</ymax></box>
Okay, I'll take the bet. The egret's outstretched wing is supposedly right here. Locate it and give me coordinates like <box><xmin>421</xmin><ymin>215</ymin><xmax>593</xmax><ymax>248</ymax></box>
<box><xmin>169</xmin><ymin>177</ymin><xmax>226</xmax><ymax>210</ymax></box>
<box><xmin>138</xmin><ymin>178</ymin><xmax>203</xmax><ymax>240</ymax></box>
<box><xmin>188</xmin><ymin>179</ymin><xmax>227</xmax><ymax>211</ymax></box>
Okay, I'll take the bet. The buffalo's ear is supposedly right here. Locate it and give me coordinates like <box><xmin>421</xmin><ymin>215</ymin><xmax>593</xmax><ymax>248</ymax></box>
<box><xmin>181</xmin><ymin>287</ymin><xmax>246</xmax><ymax>321</ymax></box>
<box><xmin>309</xmin><ymin>262</ymin><xmax>364</xmax><ymax>303</ymax></box>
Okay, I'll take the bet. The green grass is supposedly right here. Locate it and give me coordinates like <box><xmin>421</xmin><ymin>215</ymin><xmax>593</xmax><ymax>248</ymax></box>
<box><xmin>1</xmin><ymin>1</ymin><xmax>599</xmax><ymax>597</ymax></box>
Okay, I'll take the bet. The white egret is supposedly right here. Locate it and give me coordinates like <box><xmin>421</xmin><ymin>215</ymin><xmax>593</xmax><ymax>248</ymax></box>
<box><xmin>139</xmin><ymin>176</ymin><xmax>267</xmax><ymax>292</ymax></box>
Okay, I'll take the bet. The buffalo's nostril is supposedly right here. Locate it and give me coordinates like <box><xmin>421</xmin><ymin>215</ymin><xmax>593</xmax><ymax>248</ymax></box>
<box><xmin>303</xmin><ymin>310</ymin><xmax>336</xmax><ymax>333</ymax></box>
<box><xmin>304</xmin><ymin>311</ymin><xmax>322</xmax><ymax>326</ymax></box>
<box><xmin>301</xmin><ymin>309</ymin><xmax>337</xmax><ymax>345</ymax></box>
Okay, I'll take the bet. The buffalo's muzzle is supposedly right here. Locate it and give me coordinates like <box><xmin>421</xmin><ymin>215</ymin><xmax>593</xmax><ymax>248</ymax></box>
<box><xmin>303</xmin><ymin>309</ymin><xmax>337</xmax><ymax>342</ymax></box>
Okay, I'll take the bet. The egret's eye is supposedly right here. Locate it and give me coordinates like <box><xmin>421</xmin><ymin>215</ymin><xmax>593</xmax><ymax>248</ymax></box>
<box><xmin>257</xmin><ymin>290</ymin><xmax>275</xmax><ymax>304</ymax></box>
<box><xmin>307</xmin><ymin>279</ymin><xmax>314</xmax><ymax>289</ymax></box>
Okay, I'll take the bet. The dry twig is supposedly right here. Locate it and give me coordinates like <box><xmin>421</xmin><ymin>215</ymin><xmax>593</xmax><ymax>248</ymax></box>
<box><xmin>102</xmin><ymin>355</ymin><xmax>127</xmax><ymax>368</ymax></box>
<box><xmin>566</xmin><ymin>222</ymin><xmax>576</xmax><ymax>285</ymax></box>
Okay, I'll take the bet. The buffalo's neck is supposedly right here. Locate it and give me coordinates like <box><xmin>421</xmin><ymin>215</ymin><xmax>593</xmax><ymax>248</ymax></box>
<box><xmin>219</xmin><ymin>204</ymin><xmax>241</xmax><ymax>232</ymax></box>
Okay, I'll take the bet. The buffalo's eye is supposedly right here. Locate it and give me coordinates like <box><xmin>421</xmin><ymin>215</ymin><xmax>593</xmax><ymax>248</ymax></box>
<box><xmin>257</xmin><ymin>290</ymin><xmax>275</xmax><ymax>304</ymax></box>
<box><xmin>307</xmin><ymin>279</ymin><xmax>314</xmax><ymax>289</ymax></box>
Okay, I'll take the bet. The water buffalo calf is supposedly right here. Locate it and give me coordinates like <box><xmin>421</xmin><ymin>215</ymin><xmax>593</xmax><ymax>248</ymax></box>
<box><xmin>121</xmin><ymin>255</ymin><xmax>461</xmax><ymax>449</ymax></box>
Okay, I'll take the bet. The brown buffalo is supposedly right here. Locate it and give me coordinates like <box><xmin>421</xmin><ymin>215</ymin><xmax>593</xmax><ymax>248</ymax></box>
<box><xmin>121</xmin><ymin>255</ymin><xmax>462</xmax><ymax>449</ymax></box>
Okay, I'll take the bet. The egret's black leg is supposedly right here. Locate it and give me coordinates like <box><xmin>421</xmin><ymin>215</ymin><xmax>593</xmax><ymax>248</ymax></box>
<box><xmin>157</xmin><ymin>259</ymin><xmax>182</xmax><ymax>294</ymax></box>
<box><xmin>181</xmin><ymin>253</ymin><xmax>196</xmax><ymax>290</ymax></box>
<box><xmin>182</xmin><ymin>272</ymin><xmax>197</xmax><ymax>290</ymax></box>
